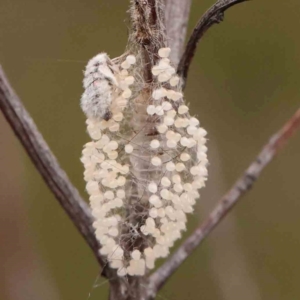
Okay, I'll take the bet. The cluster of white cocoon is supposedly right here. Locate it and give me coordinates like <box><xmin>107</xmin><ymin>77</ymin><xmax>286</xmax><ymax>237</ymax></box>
<box><xmin>81</xmin><ymin>48</ymin><xmax>208</xmax><ymax>277</ymax></box>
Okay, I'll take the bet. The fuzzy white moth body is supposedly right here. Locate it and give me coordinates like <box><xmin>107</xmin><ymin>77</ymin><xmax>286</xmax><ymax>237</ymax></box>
<box><xmin>81</xmin><ymin>53</ymin><xmax>119</xmax><ymax>120</ymax></box>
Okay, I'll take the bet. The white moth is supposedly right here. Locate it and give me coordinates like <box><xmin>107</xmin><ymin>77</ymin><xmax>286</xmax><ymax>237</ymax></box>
<box><xmin>81</xmin><ymin>53</ymin><xmax>119</xmax><ymax>120</ymax></box>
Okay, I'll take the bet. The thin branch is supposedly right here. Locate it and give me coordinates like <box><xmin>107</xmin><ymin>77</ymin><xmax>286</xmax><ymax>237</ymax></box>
<box><xmin>0</xmin><ymin>66</ymin><xmax>105</xmax><ymax>267</ymax></box>
<box><xmin>149</xmin><ymin>108</ymin><xmax>300</xmax><ymax>292</ymax></box>
<box><xmin>177</xmin><ymin>0</ymin><xmax>248</xmax><ymax>85</ymax></box>
<box><xmin>130</xmin><ymin>0</ymin><xmax>166</xmax><ymax>83</ymax></box>
<box><xmin>164</xmin><ymin>0</ymin><xmax>192</xmax><ymax>67</ymax></box>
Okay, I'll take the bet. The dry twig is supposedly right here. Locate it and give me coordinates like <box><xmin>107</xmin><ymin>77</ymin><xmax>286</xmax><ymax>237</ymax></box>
<box><xmin>177</xmin><ymin>0</ymin><xmax>248</xmax><ymax>86</ymax></box>
<box><xmin>0</xmin><ymin>66</ymin><xmax>104</xmax><ymax>267</ymax></box>
<box><xmin>164</xmin><ymin>0</ymin><xmax>192</xmax><ymax>66</ymax></box>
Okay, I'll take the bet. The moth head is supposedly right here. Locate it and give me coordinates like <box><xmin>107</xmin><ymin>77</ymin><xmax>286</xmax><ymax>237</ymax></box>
<box><xmin>86</xmin><ymin>53</ymin><xmax>110</xmax><ymax>69</ymax></box>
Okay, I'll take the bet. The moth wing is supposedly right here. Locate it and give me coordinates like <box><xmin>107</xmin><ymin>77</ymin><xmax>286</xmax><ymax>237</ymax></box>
<box><xmin>98</xmin><ymin>65</ymin><xmax>118</xmax><ymax>86</ymax></box>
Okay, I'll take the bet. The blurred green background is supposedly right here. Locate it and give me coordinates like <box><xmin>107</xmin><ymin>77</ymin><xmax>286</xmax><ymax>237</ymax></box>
<box><xmin>0</xmin><ymin>0</ymin><xmax>299</xmax><ymax>299</ymax></box>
